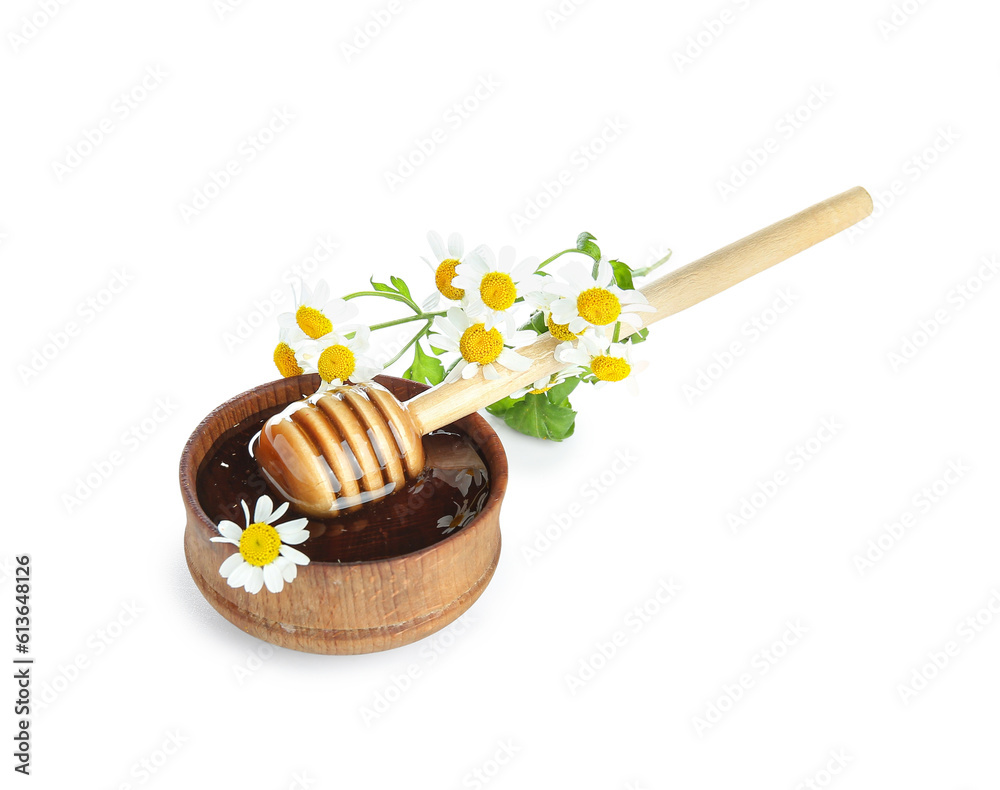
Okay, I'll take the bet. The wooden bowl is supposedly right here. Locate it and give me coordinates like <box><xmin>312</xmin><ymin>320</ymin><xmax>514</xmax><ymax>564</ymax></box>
<box><xmin>180</xmin><ymin>374</ymin><xmax>506</xmax><ymax>655</ymax></box>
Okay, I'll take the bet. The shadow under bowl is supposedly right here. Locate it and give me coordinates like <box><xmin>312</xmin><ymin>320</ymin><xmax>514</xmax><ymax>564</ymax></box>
<box><xmin>180</xmin><ymin>374</ymin><xmax>506</xmax><ymax>655</ymax></box>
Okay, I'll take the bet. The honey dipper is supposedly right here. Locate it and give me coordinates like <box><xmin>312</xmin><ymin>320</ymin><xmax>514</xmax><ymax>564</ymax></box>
<box><xmin>256</xmin><ymin>187</ymin><xmax>873</xmax><ymax>516</ymax></box>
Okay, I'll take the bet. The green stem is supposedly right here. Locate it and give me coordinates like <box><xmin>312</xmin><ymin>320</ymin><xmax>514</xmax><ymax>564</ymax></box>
<box><xmin>612</xmin><ymin>321</ymin><xmax>621</xmax><ymax>343</ymax></box>
<box><xmin>342</xmin><ymin>290</ymin><xmax>421</xmax><ymax>313</ymax></box>
<box><xmin>537</xmin><ymin>248</ymin><xmax>584</xmax><ymax>271</ymax></box>
<box><xmin>368</xmin><ymin>311</ymin><xmax>443</xmax><ymax>332</ymax></box>
<box><xmin>632</xmin><ymin>249</ymin><xmax>673</xmax><ymax>278</ymax></box>
<box><xmin>383</xmin><ymin>320</ymin><xmax>432</xmax><ymax>369</ymax></box>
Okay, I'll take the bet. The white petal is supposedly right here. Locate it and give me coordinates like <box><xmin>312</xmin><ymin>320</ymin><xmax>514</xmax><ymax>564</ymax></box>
<box><xmin>280</xmin><ymin>559</ymin><xmax>298</xmax><ymax>582</ymax></box>
<box><xmin>422</xmin><ymin>292</ymin><xmax>440</xmax><ymax>311</ymax></box>
<box><xmin>471</xmin><ymin>246</ymin><xmax>495</xmax><ymax>270</ymax></box>
<box><xmin>246</xmin><ymin>567</ymin><xmax>265</xmax><ymax>594</ymax></box>
<box><xmin>210</xmin><ymin>536</ymin><xmax>239</xmax><ymax>546</ymax></box>
<box><xmin>263</xmin><ymin>564</ymin><xmax>284</xmax><ymax>594</ymax></box>
<box><xmin>508</xmin><ymin>329</ymin><xmax>538</xmax><ymax>347</ymax></box>
<box><xmin>427</xmin><ymin>230</ymin><xmax>447</xmax><ymax>261</ymax></box>
<box><xmin>216</xmin><ymin>520</ymin><xmax>243</xmax><ymax>542</ymax></box>
<box><xmin>550</xmin><ymin>299</ymin><xmax>576</xmax><ymax>323</ymax></box>
<box><xmin>596</xmin><ymin>258</ymin><xmax>612</xmax><ymax>285</ymax></box>
<box><xmin>461</xmin><ymin>362</ymin><xmax>480</xmax><ymax>379</ymax></box>
<box><xmin>279</xmin><ymin>530</ymin><xmax>310</xmax><ymax>545</ymax></box>
<box><xmin>561</xmin><ymin>261</ymin><xmax>593</xmax><ymax>289</ymax></box>
<box><xmin>482</xmin><ymin>363</ymin><xmax>500</xmax><ymax>380</ymax></box>
<box><xmin>498</xmin><ymin>349</ymin><xmax>532</xmax><ymax>372</ymax></box>
<box><xmin>511</xmin><ymin>256</ymin><xmax>539</xmax><ymax>281</ymax></box>
<box><xmin>451</xmin><ymin>274</ymin><xmax>478</xmax><ymax>291</ymax></box>
<box><xmin>279</xmin><ymin>545</ymin><xmax>311</xmax><ymax>565</ymax></box>
<box><xmin>496</xmin><ymin>246</ymin><xmax>516</xmax><ymax>273</ymax></box>
<box><xmin>447</xmin><ymin>306</ymin><xmax>470</xmax><ymax>330</ymax></box>
<box><xmin>463</xmin><ymin>300</ymin><xmax>486</xmax><ymax>319</ymax></box>
<box><xmin>430</xmin><ymin>330</ymin><xmax>459</xmax><ymax>353</ymax></box>
<box><xmin>447</xmin><ymin>232</ymin><xmax>464</xmax><ymax>259</ymax></box>
<box><xmin>227</xmin><ymin>562</ymin><xmax>252</xmax><ymax>588</ymax></box>
<box><xmin>313</xmin><ymin>280</ymin><xmax>330</xmax><ymax>305</ymax></box>
<box><xmin>556</xmin><ymin>343</ymin><xmax>590</xmax><ymax>365</ymax></box>
<box><xmin>254</xmin><ymin>496</ymin><xmax>274</xmax><ymax>524</ymax></box>
<box><xmin>620</xmin><ymin>311</ymin><xmax>645</xmax><ymax>329</ymax></box>
<box><xmin>219</xmin><ymin>553</ymin><xmax>244</xmax><ymax>577</ymax></box>
<box><xmin>568</xmin><ymin>316</ymin><xmax>587</xmax><ymax>333</ymax></box>
<box><xmin>240</xmin><ymin>500</ymin><xmax>251</xmax><ymax>527</ymax></box>
<box><xmin>481</xmin><ymin>311</ymin><xmax>498</xmax><ymax>331</ymax></box>
<box><xmin>444</xmin><ymin>365</ymin><xmax>463</xmax><ymax>383</ymax></box>
<box><xmin>275</xmin><ymin>516</ymin><xmax>308</xmax><ymax>533</ymax></box>
<box><xmin>269</xmin><ymin>501</ymin><xmax>290</xmax><ymax>522</ymax></box>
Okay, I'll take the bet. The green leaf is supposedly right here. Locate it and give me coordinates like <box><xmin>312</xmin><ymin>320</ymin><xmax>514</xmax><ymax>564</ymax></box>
<box><xmin>521</xmin><ymin>310</ymin><xmax>549</xmax><ymax>335</ymax></box>
<box><xmin>624</xmin><ymin>327</ymin><xmax>649</xmax><ymax>345</ymax></box>
<box><xmin>576</xmin><ymin>231</ymin><xmax>601</xmax><ymax>262</ymax></box>
<box><xmin>389</xmin><ymin>276</ymin><xmax>412</xmax><ymax>300</ymax></box>
<box><xmin>369</xmin><ymin>276</ymin><xmax>392</xmax><ymax>293</ymax></box>
<box><xmin>485</xmin><ymin>395</ymin><xmax>518</xmax><ymax>418</ymax></box>
<box><xmin>402</xmin><ymin>341</ymin><xmax>445</xmax><ymax>386</ymax></box>
<box><xmin>504</xmin><ymin>393</ymin><xmax>577</xmax><ymax>441</ymax></box>
<box><xmin>545</xmin><ymin>375</ymin><xmax>580</xmax><ymax>406</ymax></box>
<box><xmin>493</xmin><ymin>391</ymin><xmax>577</xmax><ymax>441</ymax></box>
<box><xmin>608</xmin><ymin>258</ymin><xmax>635</xmax><ymax>291</ymax></box>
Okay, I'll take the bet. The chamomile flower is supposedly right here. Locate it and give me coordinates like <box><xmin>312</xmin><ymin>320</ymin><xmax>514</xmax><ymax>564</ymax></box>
<box><xmin>436</xmin><ymin>501</ymin><xmax>477</xmax><ymax>535</ymax></box>
<box><xmin>453</xmin><ymin>246</ymin><xmax>542</xmax><ymax>330</ymax></box>
<box><xmin>422</xmin><ymin>231</ymin><xmax>473</xmax><ymax>310</ymax></box>
<box><xmin>210</xmin><ymin>495</ymin><xmax>310</xmax><ymax>594</ymax></box>
<box><xmin>543</xmin><ymin>258</ymin><xmax>654</xmax><ymax>335</ymax></box>
<box><xmin>430</xmin><ymin>307</ymin><xmax>535</xmax><ymax>383</ymax></box>
<box><xmin>508</xmin><ymin>365</ymin><xmax>585</xmax><ymax>399</ymax></box>
<box><xmin>278</xmin><ymin>280</ymin><xmax>360</xmax><ymax>342</ymax></box>
<box><xmin>556</xmin><ymin>335</ymin><xmax>634</xmax><ymax>384</ymax></box>
<box><xmin>433</xmin><ymin>466</ymin><xmax>487</xmax><ymax>497</ymax></box>
<box><xmin>273</xmin><ymin>328</ymin><xmax>306</xmax><ymax>378</ymax></box>
<box><xmin>308</xmin><ymin>326</ymin><xmax>382</xmax><ymax>391</ymax></box>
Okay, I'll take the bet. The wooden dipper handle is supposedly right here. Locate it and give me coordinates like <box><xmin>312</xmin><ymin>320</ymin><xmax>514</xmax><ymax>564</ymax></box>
<box><xmin>406</xmin><ymin>186</ymin><xmax>873</xmax><ymax>434</ymax></box>
<box><xmin>258</xmin><ymin>187</ymin><xmax>872</xmax><ymax>516</ymax></box>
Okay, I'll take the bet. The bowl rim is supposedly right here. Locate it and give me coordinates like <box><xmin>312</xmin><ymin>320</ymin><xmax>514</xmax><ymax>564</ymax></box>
<box><xmin>179</xmin><ymin>373</ymin><xmax>508</xmax><ymax>567</ymax></box>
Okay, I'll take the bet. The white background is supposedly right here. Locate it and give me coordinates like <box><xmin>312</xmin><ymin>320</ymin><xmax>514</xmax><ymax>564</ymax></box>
<box><xmin>4</xmin><ymin>0</ymin><xmax>999</xmax><ymax>787</ymax></box>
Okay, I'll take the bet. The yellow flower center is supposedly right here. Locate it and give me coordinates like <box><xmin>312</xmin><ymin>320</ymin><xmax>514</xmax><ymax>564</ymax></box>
<box><xmin>546</xmin><ymin>313</ymin><xmax>579</xmax><ymax>342</ymax></box>
<box><xmin>459</xmin><ymin>323</ymin><xmax>503</xmax><ymax>365</ymax></box>
<box><xmin>576</xmin><ymin>287</ymin><xmax>621</xmax><ymax>326</ymax></box>
<box><xmin>591</xmin><ymin>354</ymin><xmax>631</xmax><ymax>382</ymax></box>
<box><xmin>318</xmin><ymin>344</ymin><xmax>357</xmax><ymax>382</ymax></box>
<box><xmin>273</xmin><ymin>342</ymin><xmax>303</xmax><ymax>378</ymax></box>
<box><xmin>296</xmin><ymin>306</ymin><xmax>332</xmax><ymax>339</ymax></box>
<box><xmin>479</xmin><ymin>272</ymin><xmax>516</xmax><ymax>311</ymax></box>
<box><xmin>239</xmin><ymin>522</ymin><xmax>281</xmax><ymax>567</ymax></box>
<box><xmin>435</xmin><ymin>259</ymin><xmax>465</xmax><ymax>301</ymax></box>
<box><xmin>528</xmin><ymin>386</ymin><xmax>552</xmax><ymax>395</ymax></box>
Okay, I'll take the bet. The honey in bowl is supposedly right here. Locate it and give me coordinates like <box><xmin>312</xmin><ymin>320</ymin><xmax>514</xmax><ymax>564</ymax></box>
<box><xmin>196</xmin><ymin>400</ymin><xmax>490</xmax><ymax>563</ymax></box>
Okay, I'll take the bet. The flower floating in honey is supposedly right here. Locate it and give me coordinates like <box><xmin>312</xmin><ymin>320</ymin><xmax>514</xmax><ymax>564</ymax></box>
<box><xmin>211</xmin><ymin>495</ymin><xmax>311</xmax><ymax>594</ymax></box>
<box><xmin>436</xmin><ymin>501</ymin><xmax>477</xmax><ymax>535</ymax></box>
